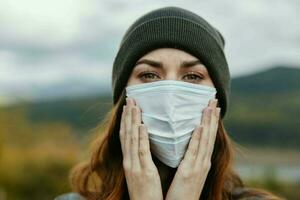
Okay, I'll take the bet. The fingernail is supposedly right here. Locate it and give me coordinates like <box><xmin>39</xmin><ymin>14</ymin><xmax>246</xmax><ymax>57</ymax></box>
<box><xmin>217</xmin><ymin>107</ymin><xmax>221</xmax><ymax>115</ymax></box>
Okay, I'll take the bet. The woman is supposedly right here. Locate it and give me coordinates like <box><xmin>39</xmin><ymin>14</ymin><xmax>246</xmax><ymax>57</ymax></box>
<box><xmin>55</xmin><ymin>6</ymin><xmax>285</xmax><ymax>200</ymax></box>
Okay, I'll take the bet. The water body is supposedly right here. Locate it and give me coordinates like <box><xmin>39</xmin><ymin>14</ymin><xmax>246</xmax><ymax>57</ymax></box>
<box><xmin>235</xmin><ymin>164</ymin><xmax>300</xmax><ymax>183</ymax></box>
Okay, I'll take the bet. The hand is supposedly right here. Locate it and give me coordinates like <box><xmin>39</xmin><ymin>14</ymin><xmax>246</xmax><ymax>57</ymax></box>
<box><xmin>165</xmin><ymin>99</ymin><xmax>221</xmax><ymax>200</ymax></box>
<box><xmin>119</xmin><ymin>97</ymin><xmax>163</xmax><ymax>200</ymax></box>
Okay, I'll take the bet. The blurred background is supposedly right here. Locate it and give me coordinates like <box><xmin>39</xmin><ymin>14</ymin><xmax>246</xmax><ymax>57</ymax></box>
<box><xmin>0</xmin><ymin>0</ymin><xmax>299</xmax><ymax>199</ymax></box>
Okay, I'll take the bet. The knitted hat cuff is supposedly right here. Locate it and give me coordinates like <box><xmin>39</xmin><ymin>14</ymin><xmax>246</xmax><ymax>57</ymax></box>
<box><xmin>112</xmin><ymin>16</ymin><xmax>230</xmax><ymax>118</ymax></box>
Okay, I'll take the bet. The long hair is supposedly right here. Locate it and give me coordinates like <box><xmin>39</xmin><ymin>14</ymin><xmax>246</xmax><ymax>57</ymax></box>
<box><xmin>69</xmin><ymin>90</ymin><xmax>285</xmax><ymax>200</ymax></box>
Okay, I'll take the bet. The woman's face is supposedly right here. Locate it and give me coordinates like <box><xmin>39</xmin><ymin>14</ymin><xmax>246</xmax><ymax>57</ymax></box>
<box><xmin>127</xmin><ymin>48</ymin><xmax>215</xmax><ymax>87</ymax></box>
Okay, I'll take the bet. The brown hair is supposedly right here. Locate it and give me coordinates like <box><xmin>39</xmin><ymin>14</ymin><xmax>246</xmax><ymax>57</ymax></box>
<box><xmin>69</xmin><ymin>91</ymin><xmax>285</xmax><ymax>200</ymax></box>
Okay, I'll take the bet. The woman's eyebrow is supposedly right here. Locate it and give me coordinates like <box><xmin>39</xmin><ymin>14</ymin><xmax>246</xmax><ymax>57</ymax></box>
<box><xmin>135</xmin><ymin>59</ymin><xmax>202</xmax><ymax>68</ymax></box>
<box><xmin>181</xmin><ymin>60</ymin><xmax>202</xmax><ymax>68</ymax></box>
<box><xmin>135</xmin><ymin>59</ymin><xmax>162</xmax><ymax>68</ymax></box>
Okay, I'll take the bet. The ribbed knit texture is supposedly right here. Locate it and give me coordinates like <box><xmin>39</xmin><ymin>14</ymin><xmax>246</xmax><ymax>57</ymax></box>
<box><xmin>111</xmin><ymin>6</ymin><xmax>231</xmax><ymax>119</ymax></box>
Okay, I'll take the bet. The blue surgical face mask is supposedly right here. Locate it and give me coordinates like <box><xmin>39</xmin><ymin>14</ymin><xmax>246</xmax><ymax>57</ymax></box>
<box><xmin>126</xmin><ymin>80</ymin><xmax>217</xmax><ymax>168</ymax></box>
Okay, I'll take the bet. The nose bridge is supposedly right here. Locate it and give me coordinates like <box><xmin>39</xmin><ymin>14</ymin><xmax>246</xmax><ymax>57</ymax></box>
<box><xmin>164</xmin><ymin>68</ymin><xmax>178</xmax><ymax>80</ymax></box>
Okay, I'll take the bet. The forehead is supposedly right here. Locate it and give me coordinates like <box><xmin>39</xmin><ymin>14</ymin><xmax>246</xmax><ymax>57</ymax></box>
<box><xmin>137</xmin><ymin>48</ymin><xmax>198</xmax><ymax>61</ymax></box>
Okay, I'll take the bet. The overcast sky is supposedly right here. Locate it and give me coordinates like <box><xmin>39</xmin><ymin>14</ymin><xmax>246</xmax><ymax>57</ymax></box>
<box><xmin>0</xmin><ymin>0</ymin><xmax>299</xmax><ymax>104</ymax></box>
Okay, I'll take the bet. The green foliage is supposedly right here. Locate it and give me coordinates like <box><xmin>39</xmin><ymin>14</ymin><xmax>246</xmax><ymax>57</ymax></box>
<box><xmin>224</xmin><ymin>66</ymin><xmax>300</xmax><ymax>149</ymax></box>
<box><xmin>0</xmin><ymin>108</ymin><xmax>85</xmax><ymax>200</ymax></box>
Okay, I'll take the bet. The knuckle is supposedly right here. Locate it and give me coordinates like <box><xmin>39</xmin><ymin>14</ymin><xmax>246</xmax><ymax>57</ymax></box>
<box><xmin>192</xmin><ymin>168</ymin><xmax>199</xmax><ymax>176</ymax></box>
<box><xmin>119</xmin><ymin>130</ymin><xmax>125</xmax><ymax>138</ymax></box>
<box><xmin>130</xmin><ymin>135</ymin><xmax>138</xmax><ymax>144</ymax></box>
<box><xmin>203</xmin><ymin>137</ymin><xmax>209</xmax><ymax>144</ymax></box>
<box><xmin>182</xmin><ymin>172</ymin><xmax>192</xmax><ymax>180</ymax></box>
<box><xmin>188</xmin><ymin>147</ymin><xmax>198</xmax><ymax>157</ymax></box>
<box><xmin>178</xmin><ymin>168</ymin><xmax>192</xmax><ymax>179</ymax></box>
<box><xmin>132</xmin><ymin>117</ymin><xmax>137</xmax><ymax>124</ymax></box>
<box><xmin>139</xmin><ymin>130</ymin><xmax>146</xmax><ymax>139</ymax></box>
<box><xmin>203</xmin><ymin>162</ymin><xmax>211</xmax><ymax>171</ymax></box>
<box><xmin>122</xmin><ymin>160</ymin><xmax>130</xmax><ymax>170</ymax></box>
<box><xmin>130</xmin><ymin>168</ymin><xmax>141</xmax><ymax>176</ymax></box>
<box><xmin>132</xmin><ymin>124</ymin><xmax>138</xmax><ymax>130</ymax></box>
<box><xmin>195</xmin><ymin>133</ymin><xmax>201</xmax><ymax>140</ymax></box>
<box><xmin>125</xmin><ymin>111</ymin><xmax>130</xmax><ymax>118</ymax></box>
<box><xmin>138</xmin><ymin>148</ymin><xmax>147</xmax><ymax>157</ymax></box>
<box><xmin>126</xmin><ymin>127</ymin><xmax>131</xmax><ymax>134</ymax></box>
<box><xmin>143</xmin><ymin>170</ymin><xmax>156</xmax><ymax>179</ymax></box>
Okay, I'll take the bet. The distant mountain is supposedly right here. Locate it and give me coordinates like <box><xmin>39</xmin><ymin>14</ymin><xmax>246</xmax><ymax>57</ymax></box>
<box><xmin>1</xmin><ymin>65</ymin><xmax>300</xmax><ymax>148</ymax></box>
<box><xmin>231</xmin><ymin>65</ymin><xmax>300</xmax><ymax>94</ymax></box>
<box><xmin>0</xmin><ymin>78</ymin><xmax>111</xmax><ymax>107</ymax></box>
<box><xmin>224</xmin><ymin>65</ymin><xmax>300</xmax><ymax>148</ymax></box>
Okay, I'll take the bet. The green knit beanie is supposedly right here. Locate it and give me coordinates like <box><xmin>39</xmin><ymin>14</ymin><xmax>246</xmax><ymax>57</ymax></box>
<box><xmin>112</xmin><ymin>6</ymin><xmax>231</xmax><ymax>119</ymax></box>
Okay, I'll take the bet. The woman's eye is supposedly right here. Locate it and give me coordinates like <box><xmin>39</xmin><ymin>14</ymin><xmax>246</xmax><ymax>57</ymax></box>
<box><xmin>183</xmin><ymin>73</ymin><xmax>203</xmax><ymax>81</ymax></box>
<box><xmin>139</xmin><ymin>72</ymin><xmax>160</xmax><ymax>80</ymax></box>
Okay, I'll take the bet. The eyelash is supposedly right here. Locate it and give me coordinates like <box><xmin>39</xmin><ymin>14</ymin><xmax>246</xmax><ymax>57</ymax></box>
<box><xmin>138</xmin><ymin>71</ymin><xmax>204</xmax><ymax>82</ymax></box>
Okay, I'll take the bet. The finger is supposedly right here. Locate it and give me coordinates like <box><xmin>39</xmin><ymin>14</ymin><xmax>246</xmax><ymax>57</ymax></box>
<box><xmin>131</xmin><ymin>98</ymin><xmax>137</xmax><ymax>106</ymax></box>
<box><xmin>208</xmin><ymin>99</ymin><xmax>218</xmax><ymax>139</ymax></box>
<box><xmin>130</xmin><ymin>106</ymin><xmax>141</xmax><ymax>169</ymax></box>
<box><xmin>196</xmin><ymin>107</ymin><xmax>212</xmax><ymax>164</ymax></box>
<box><xmin>133</xmin><ymin>104</ymin><xmax>141</xmax><ymax>125</ymax></box>
<box><xmin>183</xmin><ymin>125</ymin><xmax>203</xmax><ymax>164</ymax></box>
<box><xmin>204</xmin><ymin>99</ymin><xmax>217</xmax><ymax>156</ymax></box>
<box><xmin>201</xmin><ymin>99</ymin><xmax>217</xmax><ymax>165</ymax></box>
<box><xmin>207</xmin><ymin>99</ymin><xmax>218</xmax><ymax>143</ymax></box>
<box><xmin>182</xmin><ymin>99</ymin><xmax>215</xmax><ymax>166</ymax></box>
<box><xmin>206</xmin><ymin>106</ymin><xmax>220</xmax><ymax>159</ymax></box>
<box><xmin>139</xmin><ymin>124</ymin><xmax>154</xmax><ymax>169</ymax></box>
<box><xmin>123</xmin><ymin>105</ymin><xmax>131</xmax><ymax>168</ymax></box>
<box><xmin>124</xmin><ymin>99</ymin><xmax>133</xmax><ymax>161</ymax></box>
<box><xmin>125</xmin><ymin>99</ymin><xmax>132</xmax><ymax>135</ymax></box>
<box><xmin>119</xmin><ymin>105</ymin><xmax>126</xmax><ymax>155</ymax></box>
<box><xmin>209</xmin><ymin>98</ymin><xmax>218</xmax><ymax>108</ymax></box>
<box><xmin>125</xmin><ymin>98</ymin><xmax>135</xmax><ymax>134</ymax></box>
